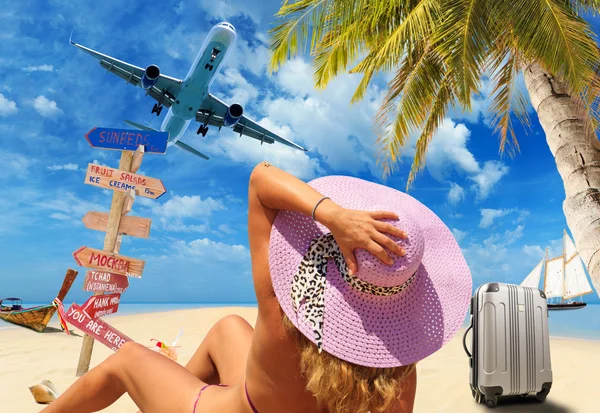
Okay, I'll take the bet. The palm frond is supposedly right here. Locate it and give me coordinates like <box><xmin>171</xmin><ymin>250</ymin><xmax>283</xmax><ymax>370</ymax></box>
<box><xmin>571</xmin><ymin>0</ymin><xmax>600</xmax><ymax>16</ymax></box>
<box><xmin>268</xmin><ymin>0</ymin><xmax>330</xmax><ymax>73</ymax></box>
<box><xmin>374</xmin><ymin>45</ymin><xmax>446</xmax><ymax>178</ymax></box>
<box><xmin>405</xmin><ymin>77</ymin><xmax>454</xmax><ymax>189</ymax></box>
<box><xmin>433</xmin><ymin>0</ymin><xmax>491</xmax><ymax>108</ymax></box>
<box><xmin>507</xmin><ymin>0</ymin><xmax>598</xmax><ymax>94</ymax></box>
<box><xmin>487</xmin><ymin>41</ymin><xmax>530</xmax><ymax>157</ymax></box>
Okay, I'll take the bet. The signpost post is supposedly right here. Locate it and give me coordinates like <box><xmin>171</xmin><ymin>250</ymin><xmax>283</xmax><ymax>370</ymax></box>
<box><xmin>71</xmin><ymin>129</ymin><xmax>167</xmax><ymax>377</ymax></box>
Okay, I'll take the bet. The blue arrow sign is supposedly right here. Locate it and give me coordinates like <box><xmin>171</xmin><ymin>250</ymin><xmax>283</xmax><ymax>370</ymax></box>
<box><xmin>85</xmin><ymin>127</ymin><xmax>168</xmax><ymax>154</ymax></box>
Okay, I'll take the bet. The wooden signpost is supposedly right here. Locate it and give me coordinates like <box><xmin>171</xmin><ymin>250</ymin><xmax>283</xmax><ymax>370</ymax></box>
<box><xmin>82</xmin><ymin>211</ymin><xmax>151</xmax><ymax>239</ymax></box>
<box><xmin>73</xmin><ymin>246</ymin><xmax>145</xmax><ymax>278</ymax></box>
<box><xmin>84</xmin><ymin>163</ymin><xmax>166</xmax><ymax>199</ymax></box>
<box><xmin>64</xmin><ymin>303</ymin><xmax>133</xmax><ymax>351</ymax></box>
<box><xmin>81</xmin><ymin>293</ymin><xmax>121</xmax><ymax>319</ymax></box>
<box><xmin>83</xmin><ymin>270</ymin><xmax>129</xmax><ymax>294</ymax></box>
<box><xmin>66</xmin><ymin>137</ymin><xmax>167</xmax><ymax>376</ymax></box>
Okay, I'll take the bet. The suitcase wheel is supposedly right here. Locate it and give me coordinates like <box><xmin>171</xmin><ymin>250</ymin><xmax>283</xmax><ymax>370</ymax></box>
<box><xmin>535</xmin><ymin>390</ymin><xmax>548</xmax><ymax>402</ymax></box>
<box><xmin>484</xmin><ymin>395</ymin><xmax>497</xmax><ymax>408</ymax></box>
<box><xmin>471</xmin><ymin>389</ymin><xmax>484</xmax><ymax>404</ymax></box>
<box><xmin>520</xmin><ymin>393</ymin><xmax>528</xmax><ymax>398</ymax></box>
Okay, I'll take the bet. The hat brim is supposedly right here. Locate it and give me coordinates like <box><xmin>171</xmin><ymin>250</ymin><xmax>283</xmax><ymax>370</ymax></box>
<box><xmin>269</xmin><ymin>176</ymin><xmax>472</xmax><ymax>368</ymax></box>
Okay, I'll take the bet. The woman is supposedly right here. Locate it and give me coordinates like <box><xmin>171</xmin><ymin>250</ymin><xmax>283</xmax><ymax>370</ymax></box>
<box><xmin>42</xmin><ymin>162</ymin><xmax>471</xmax><ymax>413</ymax></box>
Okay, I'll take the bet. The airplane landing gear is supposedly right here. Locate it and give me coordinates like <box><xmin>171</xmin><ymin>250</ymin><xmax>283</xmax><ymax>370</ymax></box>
<box><xmin>204</xmin><ymin>63</ymin><xmax>214</xmax><ymax>71</ymax></box>
<box><xmin>197</xmin><ymin>125</ymin><xmax>209</xmax><ymax>137</ymax></box>
<box><xmin>151</xmin><ymin>103</ymin><xmax>163</xmax><ymax>116</ymax></box>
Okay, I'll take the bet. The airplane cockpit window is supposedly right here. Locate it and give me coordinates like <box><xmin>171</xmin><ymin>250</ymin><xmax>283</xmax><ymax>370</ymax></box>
<box><xmin>211</xmin><ymin>48</ymin><xmax>221</xmax><ymax>59</ymax></box>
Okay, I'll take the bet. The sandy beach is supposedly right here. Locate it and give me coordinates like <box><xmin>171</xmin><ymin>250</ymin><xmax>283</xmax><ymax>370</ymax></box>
<box><xmin>0</xmin><ymin>306</ymin><xmax>597</xmax><ymax>412</ymax></box>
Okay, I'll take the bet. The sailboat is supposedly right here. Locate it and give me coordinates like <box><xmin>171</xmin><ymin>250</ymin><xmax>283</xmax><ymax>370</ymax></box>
<box><xmin>521</xmin><ymin>230</ymin><xmax>594</xmax><ymax>311</ymax></box>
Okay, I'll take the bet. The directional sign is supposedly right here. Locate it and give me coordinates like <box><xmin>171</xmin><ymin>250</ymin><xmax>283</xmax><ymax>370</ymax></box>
<box><xmin>83</xmin><ymin>270</ymin><xmax>129</xmax><ymax>294</ymax></box>
<box><xmin>64</xmin><ymin>303</ymin><xmax>133</xmax><ymax>351</ymax></box>
<box><xmin>73</xmin><ymin>246</ymin><xmax>144</xmax><ymax>278</ymax></box>
<box><xmin>84</xmin><ymin>164</ymin><xmax>166</xmax><ymax>199</ymax></box>
<box><xmin>81</xmin><ymin>293</ymin><xmax>121</xmax><ymax>319</ymax></box>
<box><xmin>85</xmin><ymin>127</ymin><xmax>168</xmax><ymax>154</ymax></box>
<box><xmin>82</xmin><ymin>211</ymin><xmax>151</xmax><ymax>239</ymax></box>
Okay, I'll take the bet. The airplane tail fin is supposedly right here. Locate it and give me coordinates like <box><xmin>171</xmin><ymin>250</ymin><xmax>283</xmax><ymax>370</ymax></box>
<box><xmin>124</xmin><ymin>119</ymin><xmax>159</xmax><ymax>132</ymax></box>
<box><xmin>174</xmin><ymin>141</ymin><xmax>209</xmax><ymax>160</ymax></box>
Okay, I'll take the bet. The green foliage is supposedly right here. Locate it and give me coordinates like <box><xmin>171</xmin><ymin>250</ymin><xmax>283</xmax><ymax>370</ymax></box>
<box><xmin>268</xmin><ymin>0</ymin><xmax>600</xmax><ymax>189</ymax></box>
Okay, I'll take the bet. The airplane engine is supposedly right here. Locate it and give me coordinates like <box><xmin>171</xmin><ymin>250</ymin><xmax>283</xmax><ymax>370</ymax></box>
<box><xmin>141</xmin><ymin>65</ymin><xmax>160</xmax><ymax>90</ymax></box>
<box><xmin>223</xmin><ymin>103</ymin><xmax>243</xmax><ymax>127</ymax></box>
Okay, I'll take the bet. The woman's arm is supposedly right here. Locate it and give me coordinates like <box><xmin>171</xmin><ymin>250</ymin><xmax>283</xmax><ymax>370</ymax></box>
<box><xmin>248</xmin><ymin>162</ymin><xmax>407</xmax><ymax>277</ymax></box>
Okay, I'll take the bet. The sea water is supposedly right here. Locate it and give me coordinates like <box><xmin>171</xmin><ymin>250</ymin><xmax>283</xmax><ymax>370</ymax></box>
<box><xmin>2</xmin><ymin>302</ymin><xmax>600</xmax><ymax>341</ymax></box>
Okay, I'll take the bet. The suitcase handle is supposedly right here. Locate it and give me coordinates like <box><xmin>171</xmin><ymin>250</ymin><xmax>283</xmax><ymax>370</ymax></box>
<box><xmin>462</xmin><ymin>323</ymin><xmax>473</xmax><ymax>358</ymax></box>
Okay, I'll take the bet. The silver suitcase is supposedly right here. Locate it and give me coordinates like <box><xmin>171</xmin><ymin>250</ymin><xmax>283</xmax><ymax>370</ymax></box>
<box><xmin>463</xmin><ymin>282</ymin><xmax>553</xmax><ymax>408</ymax></box>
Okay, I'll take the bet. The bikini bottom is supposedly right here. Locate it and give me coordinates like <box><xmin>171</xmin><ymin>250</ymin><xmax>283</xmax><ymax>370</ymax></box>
<box><xmin>192</xmin><ymin>382</ymin><xmax>259</xmax><ymax>413</ymax></box>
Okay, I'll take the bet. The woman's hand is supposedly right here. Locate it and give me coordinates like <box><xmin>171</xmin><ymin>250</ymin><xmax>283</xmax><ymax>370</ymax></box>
<box><xmin>324</xmin><ymin>208</ymin><xmax>408</xmax><ymax>275</ymax></box>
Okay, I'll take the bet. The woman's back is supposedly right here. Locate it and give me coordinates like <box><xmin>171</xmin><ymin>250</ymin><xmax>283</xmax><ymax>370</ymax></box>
<box><xmin>245</xmin><ymin>296</ymin><xmax>327</xmax><ymax>413</ymax></box>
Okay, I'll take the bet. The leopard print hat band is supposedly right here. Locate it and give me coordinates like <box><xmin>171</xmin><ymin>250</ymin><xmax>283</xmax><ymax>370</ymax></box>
<box><xmin>291</xmin><ymin>233</ymin><xmax>416</xmax><ymax>353</ymax></box>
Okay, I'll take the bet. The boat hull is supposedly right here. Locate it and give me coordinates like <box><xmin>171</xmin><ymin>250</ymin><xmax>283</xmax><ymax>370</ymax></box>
<box><xmin>0</xmin><ymin>268</ymin><xmax>78</xmax><ymax>332</ymax></box>
<box><xmin>547</xmin><ymin>302</ymin><xmax>587</xmax><ymax>311</ymax></box>
<box><xmin>0</xmin><ymin>305</ymin><xmax>57</xmax><ymax>332</ymax></box>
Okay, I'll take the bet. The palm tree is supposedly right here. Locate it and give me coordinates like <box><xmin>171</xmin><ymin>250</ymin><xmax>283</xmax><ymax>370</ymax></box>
<box><xmin>268</xmin><ymin>0</ymin><xmax>600</xmax><ymax>291</ymax></box>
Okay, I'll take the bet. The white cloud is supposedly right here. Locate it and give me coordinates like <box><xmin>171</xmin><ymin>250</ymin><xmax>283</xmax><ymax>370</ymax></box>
<box><xmin>158</xmin><ymin>218</ymin><xmax>208</xmax><ymax>233</ymax></box>
<box><xmin>408</xmin><ymin>119</ymin><xmax>509</xmax><ymax>200</ymax></box>
<box><xmin>469</xmin><ymin>160</ymin><xmax>510</xmax><ymax>200</ymax></box>
<box><xmin>523</xmin><ymin>245</ymin><xmax>545</xmax><ymax>260</ymax></box>
<box><xmin>0</xmin><ymin>151</ymin><xmax>33</xmax><ymax>179</ymax></box>
<box><xmin>23</xmin><ymin>64</ymin><xmax>54</xmax><ymax>72</ymax></box>
<box><xmin>50</xmin><ymin>212</ymin><xmax>72</xmax><ymax>221</ymax></box>
<box><xmin>447</xmin><ymin>183</ymin><xmax>465</xmax><ymax>205</ymax></box>
<box><xmin>176</xmin><ymin>237</ymin><xmax>250</xmax><ymax>262</ymax></box>
<box><xmin>0</xmin><ymin>93</ymin><xmax>18</xmax><ymax>116</ymax></box>
<box><xmin>37</xmin><ymin>192</ymin><xmax>107</xmax><ymax>219</ymax></box>
<box><xmin>452</xmin><ymin>228</ymin><xmax>467</xmax><ymax>242</ymax></box>
<box><xmin>479</xmin><ymin>208</ymin><xmax>528</xmax><ymax>228</ymax></box>
<box><xmin>152</xmin><ymin>195</ymin><xmax>224</xmax><ymax>219</ymax></box>
<box><xmin>47</xmin><ymin>163</ymin><xmax>79</xmax><ymax>171</ymax></box>
<box><xmin>462</xmin><ymin>224</ymin><xmax>526</xmax><ymax>282</ymax></box>
<box><xmin>204</xmin><ymin>117</ymin><xmax>325</xmax><ymax>180</ymax></box>
<box><xmin>480</xmin><ymin>208</ymin><xmax>513</xmax><ymax>228</ymax></box>
<box><xmin>218</xmin><ymin>68</ymin><xmax>259</xmax><ymax>107</ymax></box>
<box><xmin>218</xmin><ymin>224</ymin><xmax>236</xmax><ymax>234</ymax></box>
<box><xmin>33</xmin><ymin>95</ymin><xmax>63</xmax><ymax>118</ymax></box>
<box><xmin>198</xmin><ymin>0</ymin><xmax>265</xmax><ymax>24</ymax></box>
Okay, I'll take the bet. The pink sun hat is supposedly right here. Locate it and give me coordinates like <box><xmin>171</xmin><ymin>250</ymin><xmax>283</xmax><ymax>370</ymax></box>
<box><xmin>269</xmin><ymin>176</ymin><xmax>472</xmax><ymax>368</ymax></box>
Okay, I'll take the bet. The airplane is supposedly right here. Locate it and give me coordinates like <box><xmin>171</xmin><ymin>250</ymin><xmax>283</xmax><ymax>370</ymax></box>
<box><xmin>70</xmin><ymin>22</ymin><xmax>307</xmax><ymax>159</ymax></box>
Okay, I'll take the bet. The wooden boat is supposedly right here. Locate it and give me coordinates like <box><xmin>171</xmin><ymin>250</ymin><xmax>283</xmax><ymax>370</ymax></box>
<box><xmin>0</xmin><ymin>269</ymin><xmax>78</xmax><ymax>332</ymax></box>
<box><xmin>521</xmin><ymin>230</ymin><xmax>595</xmax><ymax>311</ymax></box>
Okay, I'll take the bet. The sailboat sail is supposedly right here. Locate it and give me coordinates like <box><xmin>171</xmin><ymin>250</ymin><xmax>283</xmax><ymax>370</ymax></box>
<box><xmin>564</xmin><ymin>254</ymin><xmax>594</xmax><ymax>299</ymax></box>
<box><xmin>544</xmin><ymin>257</ymin><xmax>565</xmax><ymax>298</ymax></box>
<box><xmin>521</xmin><ymin>258</ymin><xmax>544</xmax><ymax>289</ymax></box>
<box><xmin>564</xmin><ymin>230</ymin><xmax>578</xmax><ymax>262</ymax></box>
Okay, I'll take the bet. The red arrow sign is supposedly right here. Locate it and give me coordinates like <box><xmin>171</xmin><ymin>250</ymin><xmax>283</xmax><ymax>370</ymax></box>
<box><xmin>64</xmin><ymin>303</ymin><xmax>133</xmax><ymax>351</ymax></box>
<box><xmin>72</xmin><ymin>246</ymin><xmax>144</xmax><ymax>278</ymax></box>
<box><xmin>83</xmin><ymin>271</ymin><xmax>129</xmax><ymax>294</ymax></box>
<box><xmin>81</xmin><ymin>293</ymin><xmax>121</xmax><ymax>319</ymax></box>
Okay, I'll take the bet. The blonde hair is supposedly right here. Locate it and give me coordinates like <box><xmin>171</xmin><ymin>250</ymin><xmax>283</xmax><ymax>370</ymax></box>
<box><xmin>283</xmin><ymin>314</ymin><xmax>416</xmax><ymax>413</ymax></box>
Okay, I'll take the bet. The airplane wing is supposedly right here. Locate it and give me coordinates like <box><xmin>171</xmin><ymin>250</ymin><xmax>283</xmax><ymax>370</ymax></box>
<box><xmin>196</xmin><ymin>94</ymin><xmax>307</xmax><ymax>152</ymax></box>
<box><xmin>70</xmin><ymin>37</ymin><xmax>183</xmax><ymax>107</ymax></box>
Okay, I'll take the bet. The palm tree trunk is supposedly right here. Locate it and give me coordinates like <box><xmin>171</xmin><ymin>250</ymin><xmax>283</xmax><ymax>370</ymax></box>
<box><xmin>523</xmin><ymin>62</ymin><xmax>600</xmax><ymax>295</ymax></box>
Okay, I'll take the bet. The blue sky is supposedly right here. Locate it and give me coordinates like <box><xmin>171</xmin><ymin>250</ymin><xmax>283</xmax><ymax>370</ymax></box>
<box><xmin>0</xmin><ymin>0</ymin><xmax>598</xmax><ymax>304</ymax></box>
